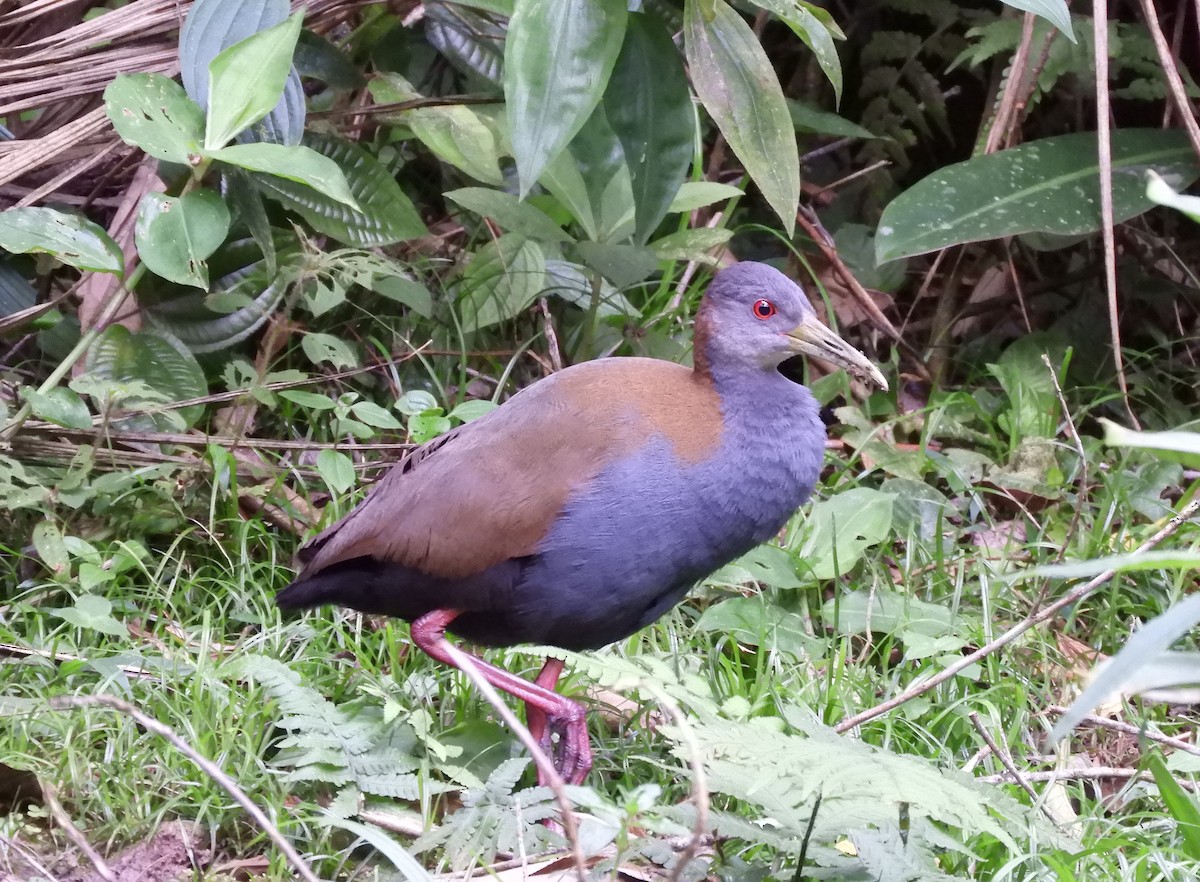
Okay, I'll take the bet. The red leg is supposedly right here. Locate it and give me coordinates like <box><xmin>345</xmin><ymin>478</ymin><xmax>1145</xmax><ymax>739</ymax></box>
<box><xmin>410</xmin><ymin>610</ymin><xmax>591</xmax><ymax>785</ymax></box>
<box><xmin>526</xmin><ymin>657</ymin><xmax>565</xmax><ymax>786</ymax></box>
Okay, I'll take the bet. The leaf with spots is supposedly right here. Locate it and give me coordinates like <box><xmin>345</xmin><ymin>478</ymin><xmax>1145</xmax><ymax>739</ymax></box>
<box><xmin>134</xmin><ymin>190</ymin><xmax>231</xmax><ymax>289</ymax></box>
<box><xmin>875</xmin><ymin>129</ymin><xmax>1200</xmax><ymax>263</ymax></box>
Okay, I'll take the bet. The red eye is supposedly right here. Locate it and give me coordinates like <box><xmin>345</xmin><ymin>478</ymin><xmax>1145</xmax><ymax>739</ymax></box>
<box><xmin>753</xmin><ymin>299</ymin><xmax>776</xmax><ymax>320</ymax></box>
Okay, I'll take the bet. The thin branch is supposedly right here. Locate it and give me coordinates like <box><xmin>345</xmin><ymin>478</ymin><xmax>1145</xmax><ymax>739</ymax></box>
<box><xmin>1092</xmin><ymin>0</ymin><xmax>1138</xmax><ymax>427</ymax></box>
<box><xmin>45</xmin><ymin>694</ymin><xmax>321</xmax><ymax>882</ymax></box>
<box><xmin>38</xmin><ymin>781</ymin><xmax>116</xmax><ymax>882</ymax></box>
<box><xmin>1045</xmin><ymin>705</ymin><xmax>1200</xmax><ymax>756</ymax></box>
<box><xmin>1136</xmin><ymin>0</ymin><xmax>1200</xmax><ymax>157</ymax></box>
<box><xmin>835</xmin><ymin>496</ymin><xmax>1200</xmax><ymax>733</ymax></box>
<box><xmin>981</xmin><ymin>12</ymin><xmax>1037</xmax><ymax>154</ymax></box>
<box><xmin>968</xmin><ymin>712</ymin><xmax>1045</xmax><ymax>812</ymax></box>
<box><xmin>979</xmin><ymin>766</ymin><xmax>1197</xmax><ymax>793</ymax></box>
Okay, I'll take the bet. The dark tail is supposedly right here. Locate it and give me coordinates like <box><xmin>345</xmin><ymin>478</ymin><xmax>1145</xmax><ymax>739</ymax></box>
<box><xmin>275</xmin><ymin>573</ymin><xmax>341</xmax><ymax>610</ymax></box>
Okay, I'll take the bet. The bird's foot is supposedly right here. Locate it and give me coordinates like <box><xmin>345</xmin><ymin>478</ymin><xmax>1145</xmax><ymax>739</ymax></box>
<box><xmin>536</xmin><ymin>704</ymin><xmax>592</xmax><ymax>787</ymax></box>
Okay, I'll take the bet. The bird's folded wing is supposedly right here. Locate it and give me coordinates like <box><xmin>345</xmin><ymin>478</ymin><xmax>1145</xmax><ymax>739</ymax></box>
<box><xmin>294</xmin><ymin>359</ymin><xmax>720</xmax><ymax>581</ymax></box>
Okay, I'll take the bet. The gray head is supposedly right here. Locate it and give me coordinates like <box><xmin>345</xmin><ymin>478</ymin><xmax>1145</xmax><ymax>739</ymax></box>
<box><xmin>696</xmin><ymin>262</ymin><xmax>888</xmax><ymax>390</ymax></box>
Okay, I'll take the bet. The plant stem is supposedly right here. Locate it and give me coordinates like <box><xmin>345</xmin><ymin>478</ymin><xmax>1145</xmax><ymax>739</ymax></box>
<box><xmin>0</xmin><ymin>264</ymin><xmax>146</xmax><ymax>443</ymax></box>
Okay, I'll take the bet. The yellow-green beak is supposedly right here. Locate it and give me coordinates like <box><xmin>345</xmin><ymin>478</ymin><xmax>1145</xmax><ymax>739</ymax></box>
<box><xmin>785</xmin><ymin>315</ymin><xmax>888</xmax><ymax>391</ymax></box>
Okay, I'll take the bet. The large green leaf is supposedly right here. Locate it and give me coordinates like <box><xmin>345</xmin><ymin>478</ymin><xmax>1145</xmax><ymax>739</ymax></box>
<box><xmin>180</xmin><ymin>0</ymin><xmax>303</xmax><ymax>145</ymax></box>
<box><xmin>747</xmin><ymin>0</ymin><xmax>842</xmax><ymax>103</ymax></box>
<box><xmin>204</xmin><ymin>12</ymin><xmax>303</xmax><ymax>149</ymax></box>
<box><xmin>446</xmin><ymin>188</ymin><xmax>572</xmax><ymax>243</ymax></box>
<box><xmin>0</xmin><ymin>207</ymin><xmax>123</xmax><ymax>275</ymax></box>
<box><xmin>1000</xmin><ymin>0</ymin><xmax>1074</xmax><ymax>41</ymax></box>
<box><xmin>875</xmin><ymin>129</ymin><xmax>1200</xmax><ymax>263</ymax></box>
<box><xmin>458</xmin><ymin>234</ymin><xmax>546</xmax><ymax>332</ymax></box>
<box><xmin>83</xmin><ymin>326</ymin><xmax>208</xmax><ymax>429</ymax></box>
<box><xmin>369</xmin><ymin>74</ymin><xmax>504</xmax><ymax>185</ymax></box>
<box><xmin>539</xmin><ymin>147</ymin><xmax>599</xmax><ymax>240</ymax></box>
<box><xmin>569</xmin><ymin>102</ymin><xmax>634</xmax><ymax>242</ymax></box>
<box><xmin>24</xmin><ymin>387</ymin><xmax>92</xmax><ymax>430</ymax></box>
<box><xmin>684</xmin><ymin>0</ymin><xmax>799</xmax><ymax>234</ymax></box>
<box><xmin>504</xmin><ymin>0</ymin><xmax>628</xmax><ymax>195</ymax></box>
<box><xmin>792</xmin><ymin>487</ymin><xmax>895</xmax><ymax>579</ymax></box>
<box><xmin>104</xmin><ymin>74</ymin><xmax>205</xmax><ymax>165</ymax></box>
<box><xmin>208</xmin><ymin>142</ymin><xmax>358</xmax><ymax>208</ymax></box>
<box><xmin>134</xmin><ymin>190</ymin><xmax>231</xmax><ymax>290</ymax></box>
<box><xmin>604</xmin><ymin>14</ymin><xmax>695</xmax><ymax>245</ymax></box>
<box><xmin>252</xmin><ymin>134</ymin><xmax>427</xmax><ymax>246</ymax></box>
<box><xmin>425</xmin><ymin>3</ymin><xmax>506</xmax><ymax>86</ymax></box>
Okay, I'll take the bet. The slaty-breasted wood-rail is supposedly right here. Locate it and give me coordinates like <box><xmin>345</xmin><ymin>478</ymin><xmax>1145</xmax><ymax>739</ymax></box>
<box><xmin>277</xmin><ymin>262</ymin><xmax>887</xmax><ymax>784</ymax></box>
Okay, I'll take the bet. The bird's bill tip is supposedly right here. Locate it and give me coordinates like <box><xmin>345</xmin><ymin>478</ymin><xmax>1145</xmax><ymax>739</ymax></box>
<box><xmin>785</xmin><ymin>317</ymin><xmax>889</xmax><ymax>392</ymax></box>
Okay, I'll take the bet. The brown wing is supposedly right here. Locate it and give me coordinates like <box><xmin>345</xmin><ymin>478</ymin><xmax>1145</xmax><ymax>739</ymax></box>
<box><xmin>295</xmin><ymin>358</ymin><xmax>721</xmax><ymax>581</ymax></box>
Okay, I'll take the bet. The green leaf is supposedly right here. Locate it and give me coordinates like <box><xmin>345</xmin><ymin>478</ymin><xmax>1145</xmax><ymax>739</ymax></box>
<box><xmin>1000</xmin><ymin>0</ymin><xmax>1075</xmax><ymax>42</ymax></box>
<box><xmin>649</xmin><ymin>227</ymin><xmax>733</xmax><ymax>264</ymax></box>
<box><xmin>50</xmin><ymin>595</ymin><xmax>127</xmax><ymax>637</ymax></box>
<box><xmin>279</xmin><ymin>390</ymin><xmax>335</xmax><ymax>410</ymax></box>
<box><xmin>604</xmin><ymin>14</ymin><xmax>695</xmax><ymax>245</ymax></box>
<box><xmin>1050</xmin><ymin>594</ymin><xmax>1200</xmax><ymax>743</ymax></box>
<box><xmin>449</xmin><ymin>399</ymin><xmax>498</xmax><ymax>422</ymax></box>
<box><xmin>104</xmin><ymin>73</ymin><xmax>205</xmax><ymax>164</ymax></box>
<box><xmin>748</xmin><ymin>0</ymin><xmax>842</xmax><ymax>103</ymax></box>
<box><xmin>572</xmin><ymin>241</ymin><xmax>658</xmax><ymax>289</ymax></box>
<box><xmin>822</xmin><ymin>588</ymin><xmax>962</xmax><ymax>642</ymax></box>
<box><xmin>1146</xmin><ymin>169</ymin><xmax>1200</xmax><ymax>223</ymax></box>
<box><xmin>370</xmin><ymin>75</ymin><xmax>504</xmax><ymax>186</ymax></box>
<box><xmin>543</xmin><ymin>259</ymin><xmax>639</xmax><ymax>318</ymax></box>
<box><xmin>83</xmin><ymin>326</ymin><xmax>208</xmax><ymax>429</ymax></box>
<box><xmin>25</xmin><ymin>387</ymin><xmax>92</xmax><ymax>429</ymax></box>
<box><xmin>567</xmin><ymin>102</ymin><xmax>633</xmax><ymax>241</ymax></box>
<box><xmin>505</xmin><ymin>0</ymin><xmax>628</xmax><ymax>195</ymax></box>
<box><xmin>209</xmin><ymin>143</ymin><xmax>358</xmax><ymax>208</ymax></box>
<box><xmin>252</xmin><ymin>134</ymin><xmax>426</xmax><ymax>246</ymax></box>
<box><xmin>396</xmin><ymin>390</ymin><xmax>439</xmax><ymax>415</ymax></box>
<box><xmin>788</xmin><ymin>99</ymin><xmax>877</xmax><ymax>139</ymax></box>
<box><xmin>1147</xmin><ymin>752</ymin><xmax>1200</xmax><ymax>860</ymax></box>
<box><xmin>666</xmin><ymin>181</ymin><xmax>745</xmax><ymax>214</ymax></box>
<box><xmin>685</xmin><ymin>0</ymin><xmax>799</xmax><ymax>234</ymax></box>
<box><xmin>204</xmin><ymin>11</ymin><xmax>303</xmax><ymax>149</ymax></box>
<box><xmin>135</xmin><ymin>190</ymin><xmax>231</xmax><ymax>289</ymax></box>
<box><xmin>539</xmin><ymin>147</ymin><xmax>599</xmax><ymax>240</ymax></box>
<box><xmin>445</xmin><ymin>188</ymin><xmax>573</xmax><ymax>243</ymax></box>
<box><xmin>33</xmin><ymin>521</ymin><xmax>70</xmax><ymax>576</ymax></box>
<box><xmin>408</xmin><ymin>412</ymin><xmax>453</xmax><ymax>444</ymax></box>
<box><xmin>302</xmin><ymin>332</ymin><xmax>358</xmax><ymax>369</ymax></box>
<box><xmin>370</xmin><ymin>276</ymin><xmax>434</xmax><ymax>318</ymax></box>
<box><xmin>316</xmin><ymin>448</ymin><xmax>356</xmax><ymax>494</ymax></box>
<box><xmin>315</xmin><ymin>815</ymin><xmax>435</xmax><ymax>882</ymax></box>
<box><xmin>351</xmin><ymin>401</ymin><xmax>403</xmax><ymax>429</ymax></box>
<box><xmin>875</xmin><ymin>129</ymin><xmax>1200</xmax><ymax>263</ymax></box>
<box><xmin>1101</xmin><ymin>418</ymin><xmax>1200</xmax><ymax>469</ymax></box>
<box><xmin>0</xmin><ymin>207</ymin><xmax>123</xmax><ymax>275</ymax></box>
<box><xmin>793</xmin><ymin>488</ymin><xmax>895</xmax><ymax>579</ymax></box>
<box><xmin>459</xmin><ymin>234</ymin><xmax>546</xmax><ymax>333</ymax></box>
<box><xmin>180</xmin><ymin>0</ymin><xmax>302</xmax><ymax>145</ymax></box>
<box><xmin>696</xmin><ymin>597</ymin><xmax>823</xmax><ymax>657</ymax></box>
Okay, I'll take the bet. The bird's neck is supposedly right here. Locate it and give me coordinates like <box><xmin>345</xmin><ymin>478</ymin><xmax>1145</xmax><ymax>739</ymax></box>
<box><xmin>691</xmin><ymin>311</ymin><xmax>820</xmax><ymax>432</ymax></box>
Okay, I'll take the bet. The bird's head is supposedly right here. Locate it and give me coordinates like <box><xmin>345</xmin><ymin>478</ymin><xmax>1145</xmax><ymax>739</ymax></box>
<box><xmin>697</xmin><ymin>262</ymin><xmax>888</xmax><ymax>391</ymax></box>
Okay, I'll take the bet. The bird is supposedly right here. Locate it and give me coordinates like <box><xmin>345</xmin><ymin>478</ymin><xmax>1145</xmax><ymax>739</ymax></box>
<box><xmin>276</xmin><ymin>261</ymin><xmax>887</xmax><ymax>785</ymax></box>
